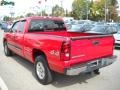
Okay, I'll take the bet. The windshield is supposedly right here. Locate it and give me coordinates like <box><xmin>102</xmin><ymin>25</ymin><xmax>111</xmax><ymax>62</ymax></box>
<box><xmin>91</xmin><ymin>25</ymin><xmax>106</xmax><ymax>32</ymax></box>
<box><xmin>29</xmin><ymin>19</ymin><xmax>66</xmax><ymax>32</ymax></box>
<box><xmin>69</xmin><ymin>24</ymin><xmax>85</xmax><ymax>32</ymax></box>
<box><xmin>91</xmin><ymin>25</ymin><xmax>117</xmax><ymax>34</ymax></box>
<box><xmin>69</xmin><ymin>23</ymin><xmax>93</xmax><ymax>32</ymax></box>
<box><xmin>107</xmin><ymin>26</ymin><xmax>118</xmax><ymax>34</ymax></box>
<box><xmin>70</xmin><ymin>25</ymin><xmax>83</xmax><ymax>30</ymax></box>
<box><xmin>83</xmin><ymin>24</ymin><xmax>94</xmax><ymax>31</ymax></box>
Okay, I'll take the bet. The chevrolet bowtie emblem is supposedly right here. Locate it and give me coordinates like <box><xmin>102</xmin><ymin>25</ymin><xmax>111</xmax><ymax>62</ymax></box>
<box><xmin>93</xmin><ymin>41</ymin><xmax>100</xmax><ymax>45</ymax></box>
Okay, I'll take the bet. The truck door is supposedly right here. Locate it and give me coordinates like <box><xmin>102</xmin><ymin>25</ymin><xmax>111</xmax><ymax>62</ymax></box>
<box><xmin>7</xmin><ymin>21</ymin><xmax>20</xmax><ymax>52</ymax></box>
<box><xmin>14</xmin><ymin>20</ymin><xmax>26</xmax><ymax>57</ymax></box>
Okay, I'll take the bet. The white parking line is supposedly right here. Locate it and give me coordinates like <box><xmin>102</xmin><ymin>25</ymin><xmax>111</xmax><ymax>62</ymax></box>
<box><xmin>0</xmin><ymin>77</ymin><xmax>8</xmax><ymax>90</ymax></box>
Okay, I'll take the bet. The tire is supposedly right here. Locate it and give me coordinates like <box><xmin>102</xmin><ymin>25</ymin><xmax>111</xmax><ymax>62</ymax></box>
<box><xmin>4</xmin><ymin>41</ymin><xmax>13</xmax><ymax>56</ymax></box>
<box><xmin>34</xmin><ymin>55</ymin><xmax>53</xmax><ymax>85</ymax></box>
<box><xmin>94</xmin><ymin>69</ymin><xmax>100</xmax><ymax>75</ymax></box>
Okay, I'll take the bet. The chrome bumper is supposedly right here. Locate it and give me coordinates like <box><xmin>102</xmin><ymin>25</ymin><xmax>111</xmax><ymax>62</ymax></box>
<box><xmin>66</xmin><ymin>55</ymin><xmax>117</xmax><ymax>76</ymax></box>
<box><xmin>115</xmin><ymin>40</ymin><xmax>120</xmax><ymax>47</ymax></box>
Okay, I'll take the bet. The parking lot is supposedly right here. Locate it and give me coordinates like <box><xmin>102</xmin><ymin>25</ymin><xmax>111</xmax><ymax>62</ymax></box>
<box><xmin>0</xmin><ymin>30</ymin><xmax>120</xmax><ymax>90</ymax></box>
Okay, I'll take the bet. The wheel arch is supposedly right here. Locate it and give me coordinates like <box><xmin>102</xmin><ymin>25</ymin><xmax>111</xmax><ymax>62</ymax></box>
<box><xmin>32</xmin><ymin>48</ymin><xmax>47</xmax><ymax>63</ymax></box>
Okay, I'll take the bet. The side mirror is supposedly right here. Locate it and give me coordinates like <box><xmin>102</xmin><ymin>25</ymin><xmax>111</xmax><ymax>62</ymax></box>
<box><xmin>4</xmin><ymin>26</ymin><xmax>11</xmax><ymax>32</ymax></box>
<box><xmin>7</xmin><ymin>26</ymin><xmax>11</xmax><ymax>30</ymax></box>
<box><xmin>7</xmin><ymin>24</ymin><xmax>14</xmax><ymax>32</ymax></box>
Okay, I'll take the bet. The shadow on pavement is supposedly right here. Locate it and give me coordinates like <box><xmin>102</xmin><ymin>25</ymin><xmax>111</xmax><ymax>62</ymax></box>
<box><xmin>52</xmin><ymin>72</ymin><xmax>97</xmax><ymax>87</ymax></box>
<box><xmin>11</xmin><ymin>55</ymin><xmax>36</xmax><ymax>77</ymax></box>
<box><xmin>10</xmin><ymin>55</ymin><xmax>98</xmax><ymax>87</ymax></box>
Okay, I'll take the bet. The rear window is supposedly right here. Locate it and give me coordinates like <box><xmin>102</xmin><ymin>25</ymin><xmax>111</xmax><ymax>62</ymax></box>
<box><xmin>29</xmin><ymin>19</ymin><xmax>66</xmax><ymax>32</ymax></box>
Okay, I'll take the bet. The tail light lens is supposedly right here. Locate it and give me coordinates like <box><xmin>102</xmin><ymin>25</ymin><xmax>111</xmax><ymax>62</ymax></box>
<box><xmin>113</xmin><ymin>37</ymin><xmax>115</xmax><ymax>46</ymax></box>
<box><xmin>113</xmin><ymin>37</ymin><xmax>115</xmax><ymax>51</ymax></box>
<box><xmin>61</xmin><ymin>41</ymin><xmax>70</xmax><ymax>61</ymax></box>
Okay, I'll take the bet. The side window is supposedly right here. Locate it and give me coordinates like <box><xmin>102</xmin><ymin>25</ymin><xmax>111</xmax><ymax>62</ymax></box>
<box><xmin>11</xmin><ymin>21</ymin><xmax>20</xmax><ymax>32</ymax></box>
<box><xmin>29</xmin><ymin>20</ymin><xmax>44</xmax><ymax>32</ymax></box>
<box><xmin>18</xmin><ymin>20</ymin><xmax>26</xmax><ymax>33</ymax></box>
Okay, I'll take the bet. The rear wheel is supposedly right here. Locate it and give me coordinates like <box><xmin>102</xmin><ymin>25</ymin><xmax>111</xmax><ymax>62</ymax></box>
<box><xmin>34</xmin><ymin>55</ymin><xmax>53</xmax><ymax>85</ymax></box>
<box><xmin>4</xmin><ymin>41</ymin><xmax>13</xmax><ymax>56</ymax></box>
<box><xmin>94</xmin><ymin>69</ymin><xmax>100</xmax><ymax>75</ymax></box>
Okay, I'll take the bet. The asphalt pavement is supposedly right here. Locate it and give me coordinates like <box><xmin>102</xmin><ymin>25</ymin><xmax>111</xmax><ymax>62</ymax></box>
<box><xmin>0</xmin><ymin>30</ymin><xmax>120</xmax><ymax>90</ymax></box>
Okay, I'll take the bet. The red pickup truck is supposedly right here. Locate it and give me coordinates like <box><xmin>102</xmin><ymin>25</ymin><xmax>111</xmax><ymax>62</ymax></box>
<box><xmin>3</xmin><ymin>16</ymin><xmax>117</xmax><ymax>85</ymax></box>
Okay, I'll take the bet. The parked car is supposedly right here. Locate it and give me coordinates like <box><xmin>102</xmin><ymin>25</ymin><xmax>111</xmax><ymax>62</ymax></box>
<box><xmin>94</xmin><ymin>22</ymin><xmax>105</xmax><ymax>26</ymax></box>
<box><xmin>82</xmin><ymin>23</ymin><xmax>94</xmax><ymax>31</ymax></box>
<box><xmin>3</xmin><ymin>16</ymin><xmax>117</xmax><ymax>85</ymax></box>
<box><xmin>114</xmin><ymin>31</ymin><xmax>120</xmax><ymax>48</ymax></box>
<box><xmin>1</xmin><ymin>22</ymin><xmax>8</xmax><ymax>31</ymax></box>
<box><xmin>0</xmin><ymin>22</ymin><xmax>2</xmax><ymax>29</ymax></box>
<box><xmin>77</xmin><ymin>20</ymin><xmax>95</xmax><ymax>25</ymax></box>
<box><xmin>68</xmin><ymin>24</ymin><xmax>84</xmax><ymax>32</ymax></box>
<box><xmin>65</xmin><ymin>23</ymin><xmax>72</xmax><ymax>29</ymax></box>
<box><xmin>86</xmin><ymin>25</ymin><xmax>118</xmax><ymax>34</ymax></box>
<box><xmin>68</xmin><ymin>23</ymin><xmax>94</xmax><ymax>32</ymax></box>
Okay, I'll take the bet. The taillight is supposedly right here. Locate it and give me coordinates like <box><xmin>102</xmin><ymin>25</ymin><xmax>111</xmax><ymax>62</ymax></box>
<box><xmin>61</xmin><ymin>41</ymin><xmax>70</xmax><ymax>61</ymax></box>
<box><xmin>111</xmin><ymin>36</ymin><xmax>115</xmax><ymax>55</ymax></box>
<box><xmin>113</xmin><ymin>36</ymin><xmax>115</xmax><ymax>49</ymax></box>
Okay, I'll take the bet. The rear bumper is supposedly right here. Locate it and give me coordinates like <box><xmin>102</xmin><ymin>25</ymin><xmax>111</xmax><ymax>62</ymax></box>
<box><xmin>115</xmin><ymin>40</ymin><xmax>120</xmax><ymax>47</ymax></box>
<box><xmin>65</xmin><ymin>55</ymin><xmax>117</xmax><ymax>76</ymax></box>
<box><xmin>115</xmin><ymin>43</ymin><xmax>120</xmax><ymax>48</ymax></box>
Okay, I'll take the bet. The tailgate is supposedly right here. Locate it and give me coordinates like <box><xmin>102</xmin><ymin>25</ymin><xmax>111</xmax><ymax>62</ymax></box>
<box><xmin>70</xmin><ymin>35</ymin><xmax>114</xmax><ymax>62</ymax></box>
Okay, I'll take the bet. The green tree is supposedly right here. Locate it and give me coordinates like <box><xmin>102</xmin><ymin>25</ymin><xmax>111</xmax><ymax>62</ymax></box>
<box><xmin>37</xmin><ymin>10</ymin><xmax>48</xmax><ymax>16</ymax></box>
<box><xmin>107</xmin><ymin>0</ymin><xmax>118</xmax><ymax>21</ymax></box>
<box><xmin>0</xmin><ymin>0</ymin><xmax>15</xmax><ymax>6</ymax></box>
<box><xmin>89</xmin><ymin>0</ymin><xmax>118</xmax><ymax>21</ymax></box>
<box><xmin>19</xmin><ymin>15</ymin><xmax>24</xmax><ymax>18</ymax></box>
<box><xmin>109</xmin><ymin>0</ymin><xmax>118</xmax><ymax>6</ymax></box>
<box><xmin>52</xmin><ymin>5</ymin><xmax>65</xmax><ymax>16</ymax></box>
<box><xmin>25</xmin><ymin>13</ymin><xmax>34</xmax><ymax>17</ymax></box>
<box><xmin>72</xmin><ymin>0</ymin><xmax>91</xmax><ymax>19</ymax></box>
<box><xmin>41</xmin><ymin>11</ymin><xmax>48</xmax><ymax>16</ymax></box>
<box><xmin>14</xmin><ymin>15</ymin><xmax>24</xmax><ymax>20</ymax></box>
<box><xmin>3</xmin><ymin>16</ymin><xmax>11</xmax><ymax>21</ymax></box>
<box><xmin>90</xmin><ymin>0</ymin><xmax>105</xmax><ymax>21</ymax></box>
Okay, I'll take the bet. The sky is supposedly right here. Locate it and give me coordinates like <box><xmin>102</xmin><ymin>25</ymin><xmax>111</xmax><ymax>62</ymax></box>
<box><xmin>0</xmin><ymin>0</ymin><xmax>74</xmax><ymax>17</ymax></box>
<box><xmin>0</xmin><ymin>0</ymin><xmax>120</xmax><ymax>18</ymax></box>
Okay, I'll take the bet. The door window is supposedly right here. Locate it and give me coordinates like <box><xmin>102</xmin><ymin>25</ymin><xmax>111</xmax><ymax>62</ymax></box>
<box><xmin>18</xmin><ymin>20</ymin><xmax>26</xmax><ymax>33</ymax></box>
<box><xmin>29</xmin><ymin>19</ymin><xmax>44</xmax><ymax>32</ymax></box>
<box><xmin>11</xmin><ymin>21</ymin><xmax>20</xmax><ymax>33</ymax></box>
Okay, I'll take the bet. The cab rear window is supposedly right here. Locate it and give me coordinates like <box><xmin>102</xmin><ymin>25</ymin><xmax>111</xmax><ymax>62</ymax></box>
<box><xmin>29</xmin><ymin>19</ymin><xmax>66</xmax><ymax>32</ymax></box>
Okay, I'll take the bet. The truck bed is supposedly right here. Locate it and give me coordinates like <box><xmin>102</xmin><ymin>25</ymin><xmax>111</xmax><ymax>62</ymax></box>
<box><xmin>31</xmin><ymin>31</ymin><xmax>114</xmax><ymax>64</ymax></box>
<box><xmin>35</xmin><ymin>31</ymin><xmax>95</xmax><ymax>37</ymax></box>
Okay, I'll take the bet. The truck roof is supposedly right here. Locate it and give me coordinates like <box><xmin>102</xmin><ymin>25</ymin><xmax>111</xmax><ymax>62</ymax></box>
<box><xmin>18</xmin><ymin>16</ymin><xmax>63</xmax><ymax>21</ymax></box>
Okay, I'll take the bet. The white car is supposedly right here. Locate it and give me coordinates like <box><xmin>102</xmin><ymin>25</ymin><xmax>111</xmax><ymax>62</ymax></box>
<box><xmin>114</xmin><ymin>31</ymin><xmax>120</xmax><ymax>48</ymax></box>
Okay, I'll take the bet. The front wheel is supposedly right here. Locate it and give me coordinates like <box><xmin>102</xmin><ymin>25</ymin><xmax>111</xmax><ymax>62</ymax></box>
<box><xmin>34</xmin><ymin>55</ymin><xmax>53</xmax><ymax>85</ymax></box>
<box><xmin>4</xmin><ymin>41</ymin><xmax>13</xmax><ymax>56</ymax></box>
